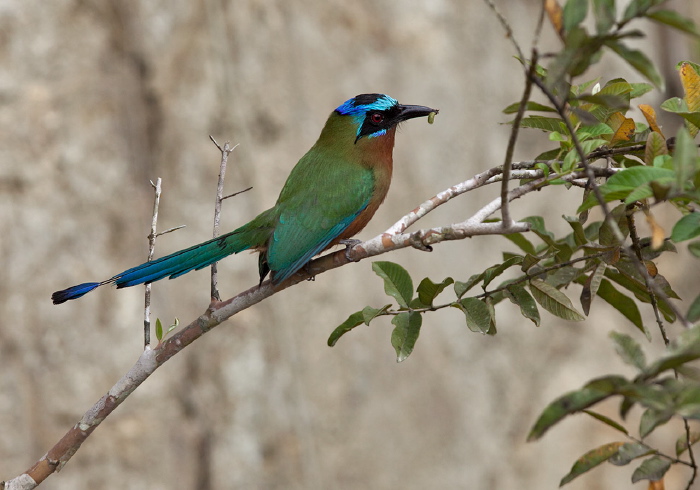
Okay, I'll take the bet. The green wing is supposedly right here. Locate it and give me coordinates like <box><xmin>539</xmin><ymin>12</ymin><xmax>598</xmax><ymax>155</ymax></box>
<box><xmin>267</xmin><ymin>151</ymin><xmax>375</xmax><ymax>282</ymax></box>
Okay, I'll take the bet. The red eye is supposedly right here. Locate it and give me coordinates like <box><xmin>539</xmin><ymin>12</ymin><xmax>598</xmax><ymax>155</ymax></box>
<box><xmin>370</xmin><ymin>113</ymin><xmax>384</xmax><ymax>124</ymax></box>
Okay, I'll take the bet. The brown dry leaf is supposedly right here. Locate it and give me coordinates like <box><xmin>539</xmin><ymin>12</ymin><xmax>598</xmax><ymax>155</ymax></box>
<box><xmin>608</xmin><ymin>111</ymin><xmax>636</xmax><ymax>143</ymax></box>
<box><xmin>639</xmin><ymin>104</ymin><xmax>665</xmax><ymax>138</ymax></box>
<box><xmin>645</xmin><ymin>211</ymin><xmax>666</xmax><ymax>250</ymax></box>
<box><xmin>545</xmin><ymin>0</ymin><xmax>564</xmax><ymax>40</ymax></box>
<box><xmin>645</xmin><ymin>260</ymin><xmax>659</xmax><ymax>277</ymax></box>
<box><xmin>648</xmin><ymin>478</ymin><xmax>665</xmax><ymax>490</ymax></box>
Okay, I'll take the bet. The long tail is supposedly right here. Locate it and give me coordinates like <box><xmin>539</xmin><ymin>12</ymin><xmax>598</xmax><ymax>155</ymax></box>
<box><xmin>52</xmin><ymin>227</ymin><xmax>262</xmax><ymax>304</ymax></box>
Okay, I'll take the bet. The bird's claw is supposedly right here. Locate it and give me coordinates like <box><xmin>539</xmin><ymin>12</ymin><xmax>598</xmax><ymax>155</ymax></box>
<box><xmin>339</xmin><ymin>239</ymin><xmax>362</xmax><ymax>262</ymax></box>
<box><xmin>409</xmin><ymin>231</ymin><xmax>433</xmax><ymax>252</ymax></box>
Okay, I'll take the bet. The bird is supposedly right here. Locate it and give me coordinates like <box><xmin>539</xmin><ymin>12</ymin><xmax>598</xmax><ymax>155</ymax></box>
<box><xmin>52</xmin><ymin>94</ymin><xmax>438</xmax><ymax>304</ymax></box>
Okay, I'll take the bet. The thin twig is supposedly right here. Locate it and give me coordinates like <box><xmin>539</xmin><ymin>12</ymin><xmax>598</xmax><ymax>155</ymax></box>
<box><xmin>208</xmin><ymin>136</ymin><xmax>239</xmax><ymax>301</ymax></box>
<box><xmin>222</xmin><ymin>186</ymin><xmax>252</xmax><ymax>200</ymax></box>
<box><xmin>683</xmin><ymin>418</ymin><xmax>698</xmax><ymax>490</ymax></box>
<box><xmin>627</xmin><ymin>209</ymin><xmax>668</xmax><ymax>343</ymax></box>
<box><xmin>482</xmin><ymin>0</ymin><xmax>524</xmax><ymax>61</ymax></box>
<box><xmin>144</xmin><ymin>178</ymin><xmax>163</xmax><ymax>349</ymax></box>
<box><xmin>156</xmin><ymin>225</ymin><xmax>186</xmax><ymax>237</ymax></box>
<box><xmin>500</xmin><ymin>49</ymin><xmax>538</xmax><ymax>227</ymax></box>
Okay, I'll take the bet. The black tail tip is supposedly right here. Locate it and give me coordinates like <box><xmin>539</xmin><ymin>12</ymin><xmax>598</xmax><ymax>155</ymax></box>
<box><xmin>52</xmin><ymin>282</ymin><xmax>100</xmax><ymax>305</ymax></box>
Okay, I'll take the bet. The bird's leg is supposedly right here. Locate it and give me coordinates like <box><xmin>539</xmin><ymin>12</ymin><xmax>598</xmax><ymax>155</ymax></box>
<box><xmin>339</xmin><ymin>239</ymin><xmax>362</xmax><ymax>262</ymax></box>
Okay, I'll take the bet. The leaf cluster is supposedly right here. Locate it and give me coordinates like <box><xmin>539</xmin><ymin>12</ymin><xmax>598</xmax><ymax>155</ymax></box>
<box><xmin>530</xmin><ymin>327</ymin><xmax>700</xmax><ymax>485</ymax></box>
<box><xmin>328</xmin><ymin>1</ymin><xmax>700</xmax><ymax>487</ymax></box>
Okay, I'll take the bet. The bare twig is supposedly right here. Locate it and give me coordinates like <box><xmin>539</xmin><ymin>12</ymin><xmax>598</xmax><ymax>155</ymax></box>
<box><xmin>500</xmin><ymin>49</ymin><xmax>538</xmax><ymax>227</ymax></box>
<box><xmin>144</xmin><ymin>178</ymin><xmax>162</xmax><ymax>349</ymax></box>
<box><xmin>482</xmin><ymin>0</ymin><xmax>524</xmax><ymax>61</ymax></box>
<box><xmin>222</xmin><ymin>186</ymin><xmax>252</xmax><ymax>200</ymax></box>
<box><xmin>155</xmin><ymin>225</ymin><xmax>186</xmax><ymax>237</ymax></box>
<box><xmin>208</xmin><ymin>136</ymin><xmax>239</xmax><ymax>301</ymax></box>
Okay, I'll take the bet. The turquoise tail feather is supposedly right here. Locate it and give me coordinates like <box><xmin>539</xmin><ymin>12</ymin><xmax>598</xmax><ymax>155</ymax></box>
<box><xmin>51</xmin><ymin>224</ymin><xmax>267</xmax><ymax>304</ymax></box>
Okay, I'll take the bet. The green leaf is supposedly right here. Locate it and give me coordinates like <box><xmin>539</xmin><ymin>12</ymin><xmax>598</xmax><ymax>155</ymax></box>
<box><xmin>660</xmin><ymin>97</ymin><xmax>700</xmax><ymax>128</ymax></box>
<box><xmin>521</xmin><ymin>216</ymin><xmax>556</xmax><ymax>245</ymax></box>
<box><xmin>640</xmin><ymin>408</ymin><xmax>674</xmax><ymax>438</ymax></box>
<box><xmin>519</xmin><ymin>115</ymin><xmax>568</xmax><ymax>133</ymax></box>
<box><xmin>362</xmin><ymin>304</ymin><xmax>392</xmax><ymax>325</ymax></box>
<box><xmin>563</xmin><ymin>215</ymin><xmax>588</xmax><ymax>246</ymax></box>
<box><xmin>416</xmin><ymin>277</ymin><xmax>454</xmax><ymax>307</ymax></box>
<box><xmin>328</xmin><ymin>311</ymin><xmax>365</xmax><ymax>346</ymax></box>
<box><xmin>563</xmin><ymin>0</ymin><xmax>589</xmax><ymax>33</ymax></box>
<box><xmin>454</xmin><ymin>273</ymin><xmax>483</xmax><ymax>298</ymax></box>
<box><xmin>687</xmin><ymin>293</ymin><xmax>700</xmax><ymax>323</ymax></box>
<box><xmin>671</xmin><ymin>213</ymin><xmax>700</xmax><ymax>242</ymax></box>
<box><xmin>577</xmin><ymin>95</ymin><xmax>629</xmax><ymax>112</ymax></box>
<box><xmin>630</xmin><ymin>82</ymin><xmax>654</xmax><ymax>99</ymax></box>
<box><xmin>608</xmin><ymin>442</ymin><xmax>655</xmax><ymax>466</ymax></box>
<box><xmin>577</xmin><ymin>166</ymin><xmax>676</xmax><ymax>212</ymax></box>
<box><xmin>592</xmin><ymin>0</ymin><xmax>615</xmax><ymax>34</ymax></box>
<box><xmin>485</xmin><ymin>296</ymin><xmax>497</xmax><ymax>336</ymax></box>
<box><xmin>453</xmin><ymin>298</ymin><xmax>492</xmax><ymax>334</ymax></box>
<box><xmin>528</xmin><ymin>375</ymin><xmax>630</xmax><ymax>441</ymax></box>
<box><xmin>622</xmin><ymin>0</ymin><xmax>666</xmax><ymax>23</ymax></box>
<box><xmin>647</xmin><ymin>9</ymin><xmax>700</xmax><ymax>37</ymax></box>
<box><xmin>644</xmin><ymin>131</ymin><xmax>668</xmax><ymax>166</ymax></box>
<box><xmin>610</xmin><ymin>331</ymin><xmax>646</xmax><ymax>371</ymax></box>
<box><xmin>676</xmin><ymin>431</ymin><xmax>700</xmax><ymax>456</ymax></box>
<box><xmin>673</xmin><ymin>126</ymin><xmax>700</xmax><ymax>190</ymax></box>
<box><xmin>391</xmin><ymin>311</ymin><xmax>422</xmax><ymax>362</ymax></box>
<box><xmin>597</xmin><ymin>279</ymin><xmax>645</xmax><ymax>334</ymax></box>
<box><xmin>482</xmin><ymin>256</ymin><xmax>523</xmax><ymax>288</ymax></box>
<box><xmin>504</xmin><ymin>232</ymin><xmax>537</xmax><ymax>255</ymax></box>
<box><xmin>504</xmin><ymin>284</ymin><xmax>541</xmax><ymax>326</ymax></box>
<box><xmin>642</xmin><ymin>324</ymin><xmax>700</xmax><ymax>378</ymax></box>
<box><xmin>582</xmin><ymin>409</ymin><xmax>629</xmax><ymax>435</ymax></box>
<box><xmin>559</xmin><ymin>442</ymin><xmax>624</xmax><ymax>486</ymax></box>
<box><xmin>166</xmin><ymin>318</ymin><xmax>179</xmax><ymax>335</ymax></box>
<box><xmin>605</xmin><ymin>40</ymin><xmax>664</xmax><ymax>88</ymax></box>
<box><xmin>372</xmin><ymin>261</ymin><xmax>413</xmax><ymax>308</ymax></box>
<box><xmin>676</xmin><ymin>385</ymin><xmax>700</xmax><ymax>418</ymax></box>
<box><xmin>691</xmin><ymin>240</ymin><xmax>700</xmax><ymax>258</ymax></box>
<box><xmin>502</xmin><ymin>101</ymin><xmax>557</xmax><ymax>114</ymax></box>
<box><xmin>580</xmin><ymin>261</ymin><xmax>606</xmax><ymax>315</ymax></box>
<box><xmin>529</xmin><ymin>279</ymin><xmax>586</xmax><ymax>321</ymax></box>
<box><xmin>155</xmin><ymin>318</ymin><xmax>163</xmax><ymax>341</ymax></box>
<box><xmin>630</xmin><ymin>456</ymin><xmax>671</xmax><ymax>483</ymax></box>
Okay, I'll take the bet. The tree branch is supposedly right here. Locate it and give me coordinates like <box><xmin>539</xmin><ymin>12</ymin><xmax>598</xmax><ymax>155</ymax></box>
<box><xmin>0</xmin><ymin>161</ymin><xmax>627</xmax><ymax>488</ymax></box>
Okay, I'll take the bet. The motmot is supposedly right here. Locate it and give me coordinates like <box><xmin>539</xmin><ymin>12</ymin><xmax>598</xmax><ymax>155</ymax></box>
<box><xmin>52</xmin><ymin>94</ymin><xmax>438</xmax><ymax>304</ymax></box>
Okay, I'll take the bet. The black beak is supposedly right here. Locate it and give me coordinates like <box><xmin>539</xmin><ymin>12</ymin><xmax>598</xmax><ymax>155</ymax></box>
<box><xmin>396</xmin><ymin>104</ymin><xmax>438</xmax><ymax>122</ymax></box>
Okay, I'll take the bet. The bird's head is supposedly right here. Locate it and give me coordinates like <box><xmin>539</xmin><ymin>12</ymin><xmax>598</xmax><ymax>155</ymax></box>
<box><xmin>334</xmin><ymin>94</ymin><xmax>438</xmax><ymax>144</ymax></box>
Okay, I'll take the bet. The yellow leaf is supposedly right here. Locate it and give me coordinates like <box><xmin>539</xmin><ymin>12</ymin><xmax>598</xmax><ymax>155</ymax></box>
<box><xmin>680</xmin><ymin>62</ymin><xmax>700</xmax><ymax>136</ymax></box>
<box><xmin>645</xmin><ymin>212</ymin><xmax>665</xmax><ymax>251</ymax></box>
<box><xmin>680</xmin><ymin>62</ymin><xmax>700</xmax><ymax>112</ymax></box>
<box><xmin>607</xmin><ymin>112</ymin><xmax>636</xmax><ymax>143</ymax></box>
<box><xmin>545</xmin><ymin>0</ymin><xmax>564</xmax><ymax>40</ymax></box>
<box><xmin>639</xmin><ymin>104</ymin><xmax>665</xmax><ymax>138</ymax></box>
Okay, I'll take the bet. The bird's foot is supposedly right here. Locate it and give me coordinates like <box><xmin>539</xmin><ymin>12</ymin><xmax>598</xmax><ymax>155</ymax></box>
<box><xmin>303</xmin><ymin>262</ymin><xmax>316</xmax><ymax>281</ymax></box>
<box><xmin>409</xmin><ymin>231</ymin><xmax>433</xmax><ymax>252</ymax></box>
<box><xmin>339</xmin><ymin>239</ymin><xmax>362</xmax><ymax>262</ymax></box>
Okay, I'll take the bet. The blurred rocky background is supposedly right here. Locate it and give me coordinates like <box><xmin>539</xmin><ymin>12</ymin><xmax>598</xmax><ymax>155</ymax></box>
<box><xmin>1</xmin><ymin>1</ymin><xmax>699</xmax><ymax>488</ymax></box>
